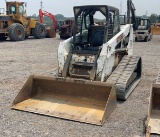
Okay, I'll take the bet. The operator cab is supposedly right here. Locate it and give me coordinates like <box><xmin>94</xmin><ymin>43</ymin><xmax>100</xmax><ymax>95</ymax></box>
<box><xmin>72</xmin><ymin>5</ymin><xmax>120</xmax><ymax>51</ymax></box>
<box><xmin>6</xmin><ymin>2</ymin><xmax>27</xmax><ymax>16</ymax></box>
<box><xmin>137</xmin><ymin>19</ymin><xmax>151</xmax><ymax>31</ymax></box>
<box><xmin>65</xmin><ymin>20</ymin><xmax>74</xmax><ymax>25</ymax></box>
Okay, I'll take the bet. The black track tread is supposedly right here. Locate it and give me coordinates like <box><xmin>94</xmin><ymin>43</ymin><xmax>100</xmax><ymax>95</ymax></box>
<box><xmin>107</xmin><ymin>55</ymin><xmax>141</xmax><ymax>100</ymax></box>
<box><xmin>8</xmin><ymin>23</ymin><xmax>25</xmax><ymax>41</ymax></box>
<box><xmin>33</xmin><ymin>23</ymin><xmax>46</xmax><ymax>39</ymax></box>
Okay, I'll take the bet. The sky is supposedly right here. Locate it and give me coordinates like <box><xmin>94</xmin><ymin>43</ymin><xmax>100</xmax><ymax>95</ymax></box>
<box><xmin>0</xmin><ymin>0</ymin><xmax>159</xmax><ymax>18</ymax></box>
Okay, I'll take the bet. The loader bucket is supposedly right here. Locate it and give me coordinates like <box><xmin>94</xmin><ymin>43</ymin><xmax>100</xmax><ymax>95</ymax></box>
<box><xmin>12</xmin><ymin>75</ymin><xmax>117</xmax><ymax>125</ymax></box>
<box><xmin>151</xmin><ymin>27</ymin><xmax>160</xmax><ymax>35</ymax></box>
<box><xmin>46</xmin><ymin>25</ymin><xmax>56</xmax><ymax>38</ymax></box>
<box><xmin>146</xmin><ymin>84</ymin><xmax>160</xmax><ymax>135</ymax></box>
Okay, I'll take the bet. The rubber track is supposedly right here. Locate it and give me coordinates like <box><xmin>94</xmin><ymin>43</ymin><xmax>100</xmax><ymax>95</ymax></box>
<box><xmin>107</xmin><ymin>55</ymin><xmax>141</xmax><ymax>100</ymax></box>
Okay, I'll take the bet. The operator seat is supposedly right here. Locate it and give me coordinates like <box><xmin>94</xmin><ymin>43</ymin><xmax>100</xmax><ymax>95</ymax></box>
<box><xmin>87</xmin><ymin>25</ymin><xmax>105</xmax><ymax>51</ymax></box>
<box><xmin>92</xmin><ymin>30</ymin><xmax>104</xmax><ymax>47</ymax></box>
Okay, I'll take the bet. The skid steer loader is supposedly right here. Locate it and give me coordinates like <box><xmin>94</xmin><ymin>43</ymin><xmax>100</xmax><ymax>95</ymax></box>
<box><xmin>0</xmin><ymin>1</ymin><xmax>46</xmax><ymax>41</ymax></box>
<box><xmin>146</xmin><ymin>73</ymin><xmax>160</xmax><ymax>136</ymax></box>
<box><xmin>12</xmin><ymin>4</ymin><xmax>142</xmax><ymax>125</ymax></box>
<box><xmin>59</xmin><ymin>19</ymin><xmax>75</xmax><ymax>39</ymax></box>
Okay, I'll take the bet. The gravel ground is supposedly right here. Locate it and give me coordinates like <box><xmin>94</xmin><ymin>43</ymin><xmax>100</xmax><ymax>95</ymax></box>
<box><xmin>0</xmin><ymin>35</ymin><xmax>160</xmax><ymax>137</ymax></box>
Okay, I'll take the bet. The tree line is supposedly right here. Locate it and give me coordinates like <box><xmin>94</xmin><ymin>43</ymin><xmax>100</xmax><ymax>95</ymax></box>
<box><xmin>30</xmin><ymin>13</ymin><xmax>160</xmax><ymax>25</ymax></box>
<box><xmin>148</xmin><ymin>14</ymin><xmax>160</xmax><ymax>23</ymax></box>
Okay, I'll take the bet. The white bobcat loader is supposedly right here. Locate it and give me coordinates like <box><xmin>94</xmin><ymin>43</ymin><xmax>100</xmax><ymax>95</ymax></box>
<box><xmin>12</xmin><ymin>4</ymin><xmax>142</xmax><ymax>125</ymax></box>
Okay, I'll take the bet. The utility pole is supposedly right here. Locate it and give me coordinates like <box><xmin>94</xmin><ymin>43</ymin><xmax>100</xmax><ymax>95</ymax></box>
<box><xmin>40</xmin><ymin>1</ymin><xmax>43</xmax><ymax>9</ymax></box>
<box><xmin>120</xmin><ymin>0</ymin><xmax>122</xmax><ymax>15</ymax></box>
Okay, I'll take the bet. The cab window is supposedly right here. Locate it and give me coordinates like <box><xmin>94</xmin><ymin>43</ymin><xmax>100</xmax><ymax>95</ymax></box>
<box><xmin>10</xmin><ymin>5</ymin><xmax>16</xmax><ymax>14</ymax></box>
<box><xmin>19</xmin><ymin>5</ymin><xmax>23</xmax><ymax>14</ymax></box>
<box><xmin>140</xmin><ymin>20</ymin><xmax>147</xmax><ymax>26</ymax></box>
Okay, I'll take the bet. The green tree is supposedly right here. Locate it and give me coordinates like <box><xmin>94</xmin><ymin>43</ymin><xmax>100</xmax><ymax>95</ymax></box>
<box><xmin>149</xmin><ymin>14</ymin><xmax>157</xmax><ymax>23</ymax></box>
<box><xmin>157</xmin><ymin>15</ymin><xmax>160</xmax><ymax>22</ymax></box>
<box><xmin>55</xmin><ymin>14</ymin><xmax>66</xmax><ymax>21</ymax></box>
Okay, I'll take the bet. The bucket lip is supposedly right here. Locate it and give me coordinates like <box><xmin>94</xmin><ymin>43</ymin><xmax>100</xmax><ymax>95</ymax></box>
<box><xmin>11</xmin><ymin>106</ymin><xmax>105</xmax><ymax>125</ymax></box>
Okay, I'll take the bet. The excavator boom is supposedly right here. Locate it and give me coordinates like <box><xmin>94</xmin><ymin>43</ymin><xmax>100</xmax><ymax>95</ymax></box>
<box><xmin>127</xmin><ymin>0</ymin><xmax>138</xmax><ymax>31</ymax></box>
<box><xmin>39</xmin><ymin>9</ymin><xmax>57</xmax><ymax>38</ymax></box>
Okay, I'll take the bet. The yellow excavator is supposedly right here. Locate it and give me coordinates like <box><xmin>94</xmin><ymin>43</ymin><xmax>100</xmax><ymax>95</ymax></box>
<box><xmin>0</xmin><ymin>1</ymin><xmax>46</xmax><ymax>41</ymax></box>
<box><xmin>12</xmin><ymin>1</ymin><xmax>142</xmax><ymax>125</ymax></box>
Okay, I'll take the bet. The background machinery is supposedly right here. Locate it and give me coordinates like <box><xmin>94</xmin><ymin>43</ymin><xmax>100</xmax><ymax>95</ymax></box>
<box><xmin>39</xmin><ymin>9</ymin><xmax>57</xmax><ymax>38</ymax></box>
<box><xmin>12</xmin><ymin>3</ymin><xmax>142</xmax><ymax>125</ymax></box>
<box><xmin>155</xmin><ymin>15</ymin><xmax>160</xmax><ymax>28</ymax></box>
<box><xmin>135</xmin><ymin>18</ymin><xmax>152</xmax><ymax>42</ymax></box>
<box><xmin>0</xmin><ymin>1</ymin><xmax>46</xmax><ymax>41</ymax></box>
<box><xmin>126</xmin><ymin>0</ymin><xmax>139</xmax><ymax>42</ymax></box>
<box><xmin>59</xmin><ymin>19</ymin><xmax>75</xmax><ymax>39</ymax></box>
<box><xmin>151</xmin><ymin>15</ymin><xmax>160</xmax><ymax>35</ymax></box>
<box><xmin>57</xmin><ymin>20</ymin><xmax>64</xmax><ymax>31</ymax></box>
<box><xmin>127</xmin><ymin>0</ymin><xmax>138</xmax><ymax>31</ymax></box>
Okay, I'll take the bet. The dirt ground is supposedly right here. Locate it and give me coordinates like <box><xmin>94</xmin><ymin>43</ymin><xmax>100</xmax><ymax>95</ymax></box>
<box><xmin>0</xmin><ymin>35</ymin><xmax>160</xmax><ymax>137</ymax></box>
